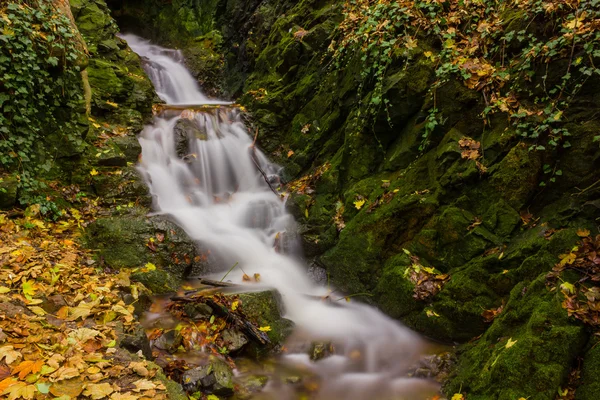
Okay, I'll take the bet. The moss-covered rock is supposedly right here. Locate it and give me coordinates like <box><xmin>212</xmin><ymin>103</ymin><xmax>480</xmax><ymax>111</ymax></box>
<box><xmin>445</xmin><ymin>275</ymin><xmax>587</xmax><ymax>399</ymax></box>
<box><xmin>233</xmin><ymin>290</ymin><xmax>294</xmax><ymax>351</ymax></box>
<box><xmin>130</xmin><ymin>269</ymin><xmax>180</xmax><ymax>294</ymax></box>
<box><xmin>83</xmin><ymin>209</ymin><xmax>208</xmax><ymax>285</ymax></box>
<box><xmin>0</xmin><ymin>175</ymin><xmax>19</xmax><ymax>210</ymax></box>
<box><xmin>577</xmin><ymin>338</ymin><xmax>600</xmax><ymax>400</ymax></box>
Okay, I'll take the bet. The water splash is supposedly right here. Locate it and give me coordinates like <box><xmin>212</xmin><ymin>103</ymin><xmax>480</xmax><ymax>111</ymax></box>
<box><xmin>122</xmin><ymin>33</ymin><xmax>438</xmax><ymax>399</ymax></box>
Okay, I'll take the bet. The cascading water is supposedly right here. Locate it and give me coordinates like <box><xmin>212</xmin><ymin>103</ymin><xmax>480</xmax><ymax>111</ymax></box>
<box><xmin>123</xmin><ymin>34</ymin><xmax>439</xmax><ymax>399</ymax></box>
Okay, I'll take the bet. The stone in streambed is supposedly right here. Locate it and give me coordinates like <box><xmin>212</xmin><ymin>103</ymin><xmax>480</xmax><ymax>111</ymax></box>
<box><xmin>152</xmin><ymin>329</ymin><xmax>183</xmax><ymax>354</ymax></box>
<box><xmin>181</xmin><ymin>356</ymin><xmax>234</xmax><ymax>396</ymax></box>
<box><xmin>222</xmin><ymin>329</ymin><xmax>249</xmax><ymax>352</ymax></box>
<box><xmin>174</xmin><ymin>118</ymin><xmax>207</xmax><ymax>159</ymax></box>
<box><xmin>231</xmin><ymin>290</ymin><xmax>294</xmax><ymax>353</ymax></box>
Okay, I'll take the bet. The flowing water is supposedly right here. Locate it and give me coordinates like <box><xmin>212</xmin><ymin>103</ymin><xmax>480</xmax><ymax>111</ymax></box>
<box><xmin>122</xmin><ymin>34</ymin><xmax>439</xmax><ymax>399</ymax></box>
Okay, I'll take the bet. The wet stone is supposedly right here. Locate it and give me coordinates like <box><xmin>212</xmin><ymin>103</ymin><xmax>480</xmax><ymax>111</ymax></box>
<box><xmin>408</xmin><ymin>351</ymin><xmax>456</xmax><ymax>383</ymax></box>
<box><xmin>310</xmin><ymin>342</ymin><xmax>334</xmax><ymax>361</ymax></box>
<box><xmin>181</xmin><ymin>357</ymin><xmax>234</xmax><ymax>396</ymax></box>
<box><xmin>119</xmin><ymin>324</ymin><xmax>153</xmax><ymax>360</ymax></box>
<box><xmin>222</xmin><ymin>329</ymin><xmax>249</xmax><ymax>352</ymax></box>
<box><xmin>152</xmin><ymin>329</ymin><xmax>183</xmax><ymax>354</ymax></box>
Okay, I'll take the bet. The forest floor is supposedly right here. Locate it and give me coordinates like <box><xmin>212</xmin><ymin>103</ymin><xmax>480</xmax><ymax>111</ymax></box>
<box><xmin>0</xmin><ymin>193</ymin><xmax>174</xmax><ymax>399</ymax></box>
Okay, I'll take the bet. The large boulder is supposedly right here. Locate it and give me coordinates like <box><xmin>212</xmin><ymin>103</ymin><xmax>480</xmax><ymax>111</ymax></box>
<box><xmin>83</xmin><ymin>208</ymin><xmax>210</xmax><ymax>292</ymax></box>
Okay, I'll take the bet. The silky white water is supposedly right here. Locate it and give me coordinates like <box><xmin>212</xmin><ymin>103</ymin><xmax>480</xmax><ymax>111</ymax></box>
<box><xmin>123</xmin><ymin>34</ymin><xmax>437</xmax><ymax>399</ymax></box>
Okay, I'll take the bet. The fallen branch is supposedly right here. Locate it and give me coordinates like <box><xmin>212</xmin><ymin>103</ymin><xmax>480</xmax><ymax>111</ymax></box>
<box><xmin>153</xmin><ymin>103</ymin><xmax>240</xmax><ymax>114</ymax></box>
<box><xmin>204</xmin><ymin>298</ymin><xmax>271</xmax><ymax>346</ymax></box>
<box><xmin>199</xmin><ymin>278</ymin><xmax>238</xmax><ymax>288</ymax></box>
<box><xmin>249</xmin><ymin>147</ymin><xmax>281</xmax><ymax>198</ymax></box>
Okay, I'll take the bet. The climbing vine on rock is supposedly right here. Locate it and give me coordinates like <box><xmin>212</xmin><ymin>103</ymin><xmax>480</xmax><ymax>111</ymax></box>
<box><xmin>0</xmin><ymin>0</ymin><xmax>85</xmax><ymax>207</ymax></box>
<box><xmin>329</xmin><ymin>0</ymin><xmax>600</xmax><ymax>151</ymax></box>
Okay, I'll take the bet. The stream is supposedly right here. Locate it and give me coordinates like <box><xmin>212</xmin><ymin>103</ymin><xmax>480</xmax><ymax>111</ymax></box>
<box><xmin>123</xmin><ymin>34</ymin><xmax>440</xmax><ymax>399</ymax></box>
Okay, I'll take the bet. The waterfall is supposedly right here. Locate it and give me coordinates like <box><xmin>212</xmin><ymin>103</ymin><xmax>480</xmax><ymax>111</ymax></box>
<box><xmin>122</xmin><ymin>34</ymin><xmax>437</xmax><ymax>399</ymax></box>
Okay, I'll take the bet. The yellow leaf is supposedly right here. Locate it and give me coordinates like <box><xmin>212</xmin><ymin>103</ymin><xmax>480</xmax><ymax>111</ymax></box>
<box><xmin>144</xmin><ymin>262</ymin><xmax>156</xmax><ymax>271</ymax></box>
<box><xmin>577</xmin><ymin>228</ymin><xmax>591</xmax><ymax>237</ymax></box>
<box><xmin>90</xmin><ymin>169</ymin><xmax>99</xmax><ymax>176</ymax></box>
<box><xmin>83</xmin><ymin>382</ymin><xmax>114</xmax><ymax>399</ymax></box>
<box><xmin>4</xmin><ymin>382</ymin><xmax>36</xmax><ymax>400</ymax></box>
<box><xmin>258</xmin><ymin>326</ymin><xmax>271</xmax><ymax>332</ymax></box>
<box><xmin>105</xmin><ymin>101</ymin><xmax>119</xmax><ymax>108</ymax></box>
<box><xmin>231</xmin><ymin>301</ymin><xmax>239</xmax><ymax>311</ymax></box>
<box><xmin>28</xmin><ymin>306</ymin><xmax>46</xmax><ymax>316</ymax></box>
<box><xmin>560</xmin><ymin>282</ymin><xmax>575</xmax><ymax>294</ymax></box>
<box><xmin>505</xmin><ymin>338</ymin><xmax>517</xmax><ymax>349</ymax></box>
<box><xmin>21</xmin><ymin>280</ymin><xmax>36</xmax><ymax>299</ymax></box>
<box><xmin>426</xmin><ymin>309</ymin><xmax>440</xmax><ymax>318</ymax></box>
<box><xmin>207</xmin><ymin>395</ymin><xmax>220</xmax><ymax>400</ymax></box>
<box><xmin>287</xmin><ymin>150</ymin><xmax>295</xmax><ymax>158</ymax></box>
<box><xmin>0</xmin><ymin>287</ymin><xmax>11</xmax><ymax>294</ymax></box>
<box><xmin>92</xmin><ymin>123</ymin><xmax>101</xmax><ymax>129</ymax></box>
<box><xmin>354</xmin><ymin>199</ymin><xmax>366</xmax><ymax>210</ymax></box>
<box><xmin>451</xmin><ymin>394</ymin><xmax>464</xmax><ymax>400</ymax></box>
<box><xmin>559</xmin><ymin>252</ymin><xmax>577</xmax><ymax>267</ymax></box>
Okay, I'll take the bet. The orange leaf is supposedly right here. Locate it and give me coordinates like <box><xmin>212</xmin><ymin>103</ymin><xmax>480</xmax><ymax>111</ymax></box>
<box><xmin>0</xmin><ymin>377</ymin><xmax>17</xmax><ymax>392</ymax></box>
<box><xmin>11</xmin><ymin>360</ymin><xmax>43</xmax><ymax>380</ymax></box>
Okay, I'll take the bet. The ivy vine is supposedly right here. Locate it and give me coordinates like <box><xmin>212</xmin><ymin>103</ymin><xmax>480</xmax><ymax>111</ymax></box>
<box><xmin>329</xmin><ymin>0</ymin><xmax>600</xmax><ymax>153</ymax></box>
<box><xmin>0</xmin><ymin>0</ymin><xmax>85</xmax><ymax>211</ymax></box>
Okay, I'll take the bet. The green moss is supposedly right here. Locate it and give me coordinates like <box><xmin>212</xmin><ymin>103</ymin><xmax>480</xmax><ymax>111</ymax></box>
<box><xmin>487</xmin><ymin>142</ymin><xmax>542</xmax><ymax>209</ymax></box>
<box><xmin>236</xmin><ymin>291</ymin><xmax>294</xmax><ymax>347</ymax></box>
<box><xmin>446</xmin><ymin>275</ymin><xmax>587</xmax><ymax>399</ymax></box>
<box><xmin>577</xmin><ymin>338</ymin><xmax>600</xmax><ymax>400</ymax></box>
<box><xmin>130</xmin><ymin>269</ymin><xmax>180</xmax><ymax>294</ymax></box>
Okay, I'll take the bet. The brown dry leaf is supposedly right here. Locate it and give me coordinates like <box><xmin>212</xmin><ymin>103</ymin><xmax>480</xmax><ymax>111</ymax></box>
<box><xmin>129</xmin><ymin>362</ymin><xmax>149</xmax><ymax>377</ymax></box>
<box><xmin>67</xmin><ymin>299</ymin><xmax>99</xmax><ymax>321</ymax></box>
<box><xmin>69</xmin><ymin>327</ymin><xmax>101</xmax><ymax>343</ymax></box>
<box><xmin>49</xmin><ymin>377</ymin><xmax>85</xmax><ymax>397</ymax></box>
<box><xmin>111</xmin><ymin>393</ymin><xmax>141</xmax><ymax>400</ymax></box>
<box><xmin>132</xmin><ymin>379</ymin><xmax>156</xmax><ymax>392</ymax></box>
<box><xmin>47</xmin><ymin>354</ymin><xmax>65</xmax><ymax>369</ymax></box>
<box><xmin>0</xmin><ymin>346</ymin><xmax>22</xmax><ymax>365</ymax></box>
<box><xmin>51</xmin><ymin>366</ymin><xmax>80</xmax><ymax>382</ymax></box>
<box><xmin>83</xmin><ymin>382</ymin><xmax>115</xmax><ymax>399</ymax></box>
<box><xmin>482</xmin><ymin>304</ymin><xmax>504</xmax><ymax>323</ymax></box>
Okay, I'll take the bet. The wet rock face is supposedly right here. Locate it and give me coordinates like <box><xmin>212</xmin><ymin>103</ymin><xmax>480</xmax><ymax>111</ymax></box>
<box><xmin>173</xmin><ymin>118</ymin><xmax>208</xmax><ymax>159</ymax></box>
<box><xmin>181</xmin><ymin>357</ymin><xmax>234</xmax><ymax>396</ymax></box>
